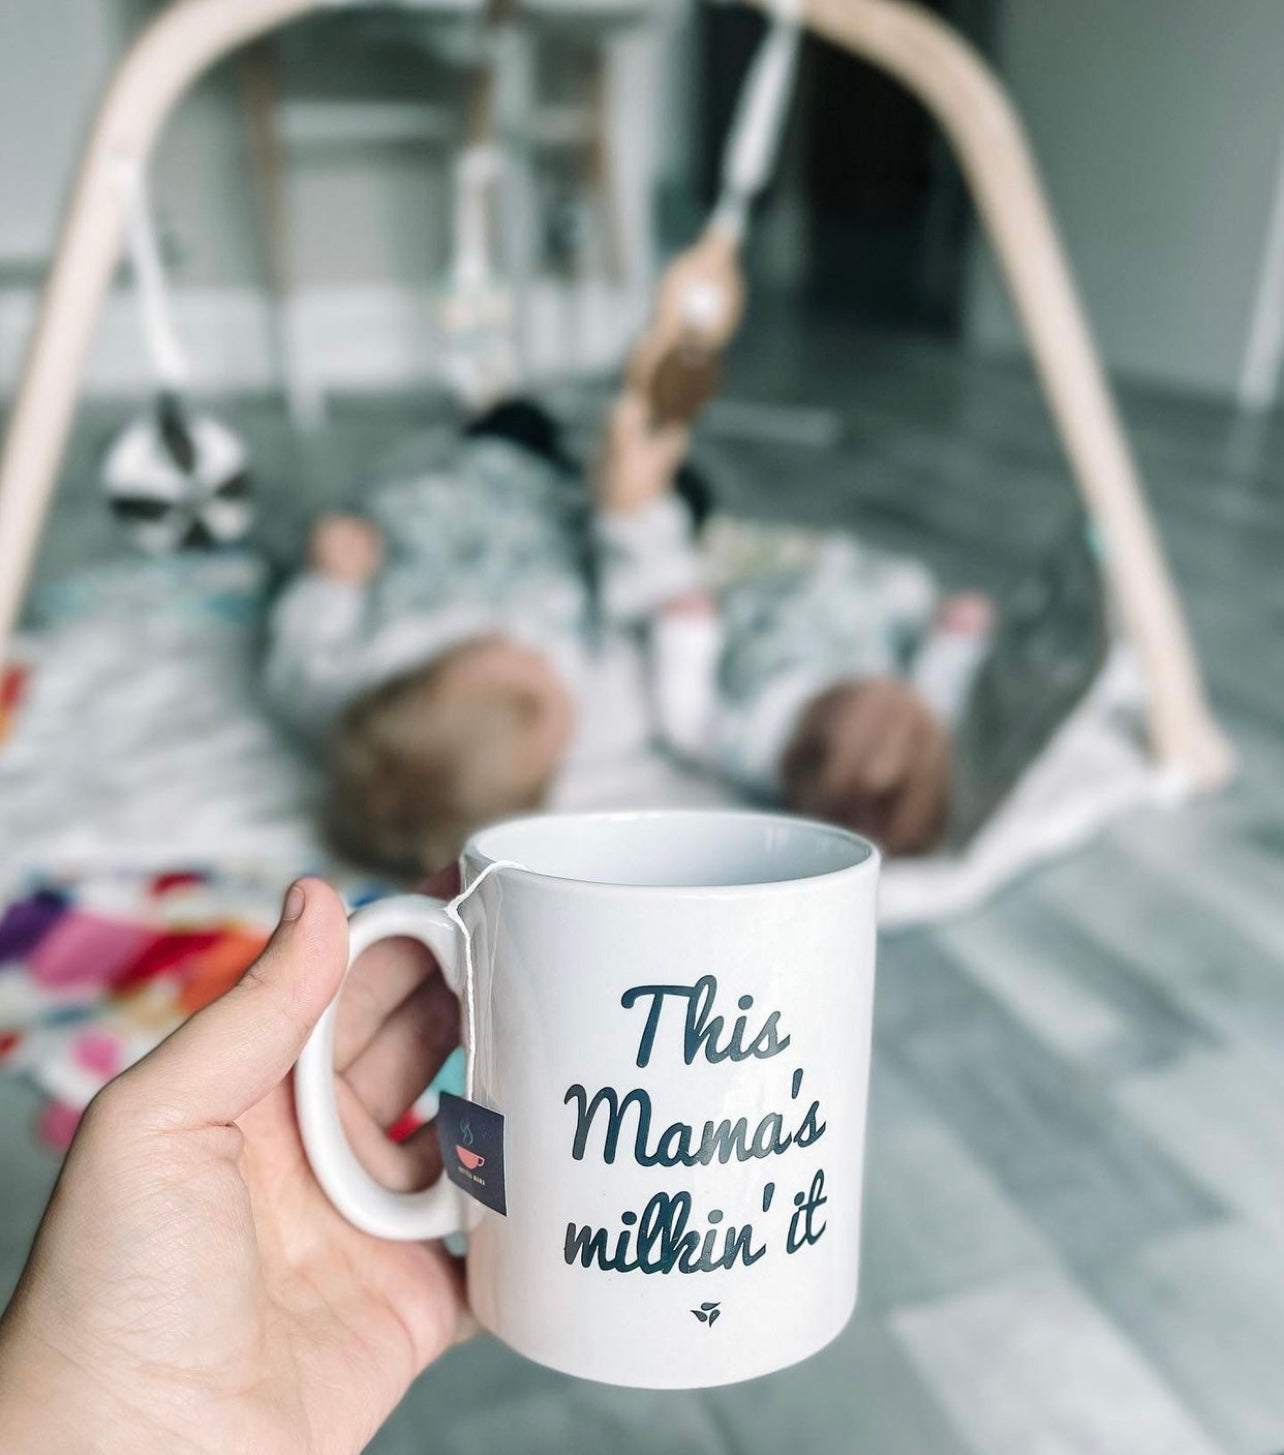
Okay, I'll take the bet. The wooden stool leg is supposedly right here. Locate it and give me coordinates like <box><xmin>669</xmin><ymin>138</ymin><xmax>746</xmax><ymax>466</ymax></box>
<box><xmin>0</xmin><ymin>0</ymin><xmax>326</xmax><ymax>664</ymax></box>
<box><xmin>788</xmin><ymin>0</ymin><xmax>1232</xmax><ymax>789</ymax></box>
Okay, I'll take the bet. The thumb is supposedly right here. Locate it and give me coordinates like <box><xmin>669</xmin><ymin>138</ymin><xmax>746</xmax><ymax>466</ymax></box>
<box><xmin>124</xmin><ymin>878</ymin><xmax>350</xmax><ymax>1129</ymax></box>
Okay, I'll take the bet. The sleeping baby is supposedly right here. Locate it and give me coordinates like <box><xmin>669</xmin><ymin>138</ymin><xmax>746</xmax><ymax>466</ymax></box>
<box><xmin>263</xmin><ymin>395</ymin><xmax>954</xmax><ymax>874</ymax></box>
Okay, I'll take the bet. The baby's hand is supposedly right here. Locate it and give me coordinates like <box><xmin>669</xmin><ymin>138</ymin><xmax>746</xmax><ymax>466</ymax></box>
<box><xmin>782</xmin><ymin>678</ymin><xmax>951</xmax><ymax>856</ymax></box>
<box><xmin>595</xmin><ymin>393</ymin><xmax>691</xmax><ymax>515</ymax></box>
<box><xmin>309</xmin><ymin>513</ymin><xmax>384</xmax><ymax>584</ymax></box>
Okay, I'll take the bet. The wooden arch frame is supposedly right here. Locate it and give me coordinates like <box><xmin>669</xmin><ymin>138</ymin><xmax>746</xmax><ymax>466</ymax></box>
<box><xmin>0</xmin><ymin>0</ymin><xmax>1232</xmax><ymax>788</ymax></box>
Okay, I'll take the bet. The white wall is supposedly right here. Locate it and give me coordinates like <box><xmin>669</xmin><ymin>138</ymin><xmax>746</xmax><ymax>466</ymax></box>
<box><xmin>966</xmin><ymin>0</ymin><xmax>1284</xmax><ymax>401</ymax></box>
<box><xmin>0</xmin><ymin>0</ymin><xmax>119</xmax><ymax>265</ymax></box>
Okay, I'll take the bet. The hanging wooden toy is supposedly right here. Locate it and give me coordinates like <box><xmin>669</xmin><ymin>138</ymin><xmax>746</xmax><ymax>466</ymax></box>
<box><xmin>627</xmin><ymin>0</ymin><xmax>802</xmax><ymax>428</ymax></box>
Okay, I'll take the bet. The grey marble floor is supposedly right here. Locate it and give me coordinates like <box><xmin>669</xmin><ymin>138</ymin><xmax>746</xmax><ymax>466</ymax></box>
<box><xmin>3</xmin><ymin>308</ymin><xmax>1282</xmax><ymax>1454</ymax></box>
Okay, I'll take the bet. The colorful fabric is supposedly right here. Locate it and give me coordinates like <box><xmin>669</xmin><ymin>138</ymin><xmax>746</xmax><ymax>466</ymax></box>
<box><xmin>0</xmin><ymin>870</ymin><xmax>273</xmax><ymax>1147</ymax></box>
<box><xmin>0</xmin><ymin>866</ymin><xmax>457</xmax><ymax>1152</ymax></box>
<box><xmin>0</xmin><ymin>663</ymin><xmax>29</xmax><ymax>744</ymax></box>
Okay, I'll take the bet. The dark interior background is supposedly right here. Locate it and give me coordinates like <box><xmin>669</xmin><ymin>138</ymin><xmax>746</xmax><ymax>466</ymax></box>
<box><xmin>697</xmin><ymin>0</ymin><xmax>997</xmax><ymax>335</ymax></box>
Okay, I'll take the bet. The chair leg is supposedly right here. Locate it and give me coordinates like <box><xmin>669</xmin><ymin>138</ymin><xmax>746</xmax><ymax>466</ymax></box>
<box><xmin>0</xmin><ymin>0</ymin><xmax>325</xmax><ymax>663</ymax></box>
<box><xmin>791</xmin><ymin>0</ymin><xmax>1233</xmax><ymax>789</ymax></box>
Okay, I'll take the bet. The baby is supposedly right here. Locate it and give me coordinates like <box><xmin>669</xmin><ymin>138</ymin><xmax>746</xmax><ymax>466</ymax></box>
<box><xmin>264</xmin><ymin>391</ymin><xmax>952</xmax><ymax>874</ymax></box>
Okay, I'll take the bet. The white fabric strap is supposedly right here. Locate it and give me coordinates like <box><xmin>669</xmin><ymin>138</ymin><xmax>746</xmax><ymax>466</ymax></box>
<box><xmin>453</xmin><ymin>144</ymin><xmax>503</xmax><ymax>289</ymax></box>
<box><xmin>114</xmin><ymin>159</ymin><xmax>190</xmax><ymax>390</ymax></box>
<box><xmin>712</xmin><ymin>0</ymin><xmax>803</xmax><ymax>244</ymax></box>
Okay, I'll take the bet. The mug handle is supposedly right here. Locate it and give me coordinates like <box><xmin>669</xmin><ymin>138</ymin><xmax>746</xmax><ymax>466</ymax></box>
<box><xmin>295</xmin><ymin>894</ymin><xmax>468</xmax><ymax>1241</ymax></box>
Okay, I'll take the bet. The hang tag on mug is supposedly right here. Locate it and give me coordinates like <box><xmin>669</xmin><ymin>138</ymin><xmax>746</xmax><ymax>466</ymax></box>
<box><xmin>437</xmin><ymin>1091</ymin><xmax>507</xmax><ymax>1216</ymax></box>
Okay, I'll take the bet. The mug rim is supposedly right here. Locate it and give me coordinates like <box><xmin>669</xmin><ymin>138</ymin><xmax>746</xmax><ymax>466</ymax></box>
<box><xmin>462</xmin><ymin>807</ymin><xmax>880</xmax><ymax>898</ymax></box>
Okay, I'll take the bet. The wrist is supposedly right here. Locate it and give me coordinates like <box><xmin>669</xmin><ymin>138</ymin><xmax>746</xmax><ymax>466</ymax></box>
<box><xmin>595</xmin><ymin>452</ymin><xmax>685</xmax><ymax>517</ymax></box>
<box><xmin>309</xmin><ymin>558</ymin><xmax>376</xmax><ymax>586</ymax></box>
<box><xmin>596</xmin><ymin>483</ymin><xmax>663</xmax><ymax>517</ymax></box>
<box><xmin>0</xmin><ymin>1323</ymin><xmax>167</xmax><ymax>1455</ymax></box>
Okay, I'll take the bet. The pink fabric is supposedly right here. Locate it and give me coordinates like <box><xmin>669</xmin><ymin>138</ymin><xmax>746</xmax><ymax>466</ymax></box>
<box><xmin>28</xmin><ymin>913</ymin><xmax>160</xmax><ymax>990</ymax></box>
<box><xmin>37</xmin><ymin>1101</ymin><xmax>83</xmax><ymax>1152</ymax></box>
<box><xmin>72</xmin><ymin>1031</ymin><xmax>126</xmax><ymax>1081</ymax></box>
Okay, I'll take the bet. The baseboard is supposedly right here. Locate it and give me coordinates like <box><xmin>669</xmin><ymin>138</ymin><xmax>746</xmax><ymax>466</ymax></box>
<box><xmin>0</xmin><ymin>279</ymin><xmax>647</xmax><ymax>402</ymax></box>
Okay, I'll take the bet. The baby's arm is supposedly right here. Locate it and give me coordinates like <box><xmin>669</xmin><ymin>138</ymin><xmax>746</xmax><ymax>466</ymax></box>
<box><xmin>593</xmin><ymin>484</ymin><xmax>723</xmax><ymax>766</ymax></box>
<box><xmin>263</xmin><ymin>515</ymin><xmax>384</xmax><ymax>736</ymax></box>
<box><xmin>594</xmin><ymin>491</ymin><xmax>707</xmax><ymax>626</ymax></box>
<box><xmin>593</xmin><ymin>332</ymin><xmax>715</xmax><ymax>620</ymax></box>
<box><xmin>648</xmin><ymin>594</ymin><xmax>724</xmax><ymax>767</ymax></box>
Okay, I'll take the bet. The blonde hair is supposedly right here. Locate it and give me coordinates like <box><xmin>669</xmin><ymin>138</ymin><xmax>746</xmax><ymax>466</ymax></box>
<box><xmin>325</xmin><ymin>648</ymin><xmax>554</xmax><ymax>874</ymax></box>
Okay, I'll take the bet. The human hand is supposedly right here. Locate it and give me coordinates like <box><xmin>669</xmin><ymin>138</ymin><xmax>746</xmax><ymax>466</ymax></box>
<box><xmin>0</xmin><ymin>872</ymin><xmax>469</xmax><ymax>1455</ymax></box>
<box><xmin>782</xmin><ymin>678</ymin><xmax>952</xmax><ymax>856</ymax></box>
<box><xmin>309</xmin><ymin>514</ymin><xmax>384</xmax><ymax>584</ymax></box>
<box><xmin>595</xmin><ymin>391</ymin><xmax>691</xmax><ymax>515</ymax></box>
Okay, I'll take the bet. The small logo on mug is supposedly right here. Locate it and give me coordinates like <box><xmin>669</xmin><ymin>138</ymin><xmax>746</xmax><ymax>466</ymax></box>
<box><xmin>691</xmin><ymin>1301</ymin><xmax>722</xmax><ymax>1327</ymax></box>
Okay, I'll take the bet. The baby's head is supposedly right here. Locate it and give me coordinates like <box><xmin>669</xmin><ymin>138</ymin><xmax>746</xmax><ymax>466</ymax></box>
<box><xmin>326</xmin><ymin>637</ymin><xmax>573</xmax><ymax>874</ymax></box>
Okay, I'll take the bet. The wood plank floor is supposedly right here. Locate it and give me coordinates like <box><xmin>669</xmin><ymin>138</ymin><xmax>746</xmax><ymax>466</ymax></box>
<box><xmin>3</xmin><ymin>307</ymin><xmax>1281</xmax><ymax>1454</ymax></box>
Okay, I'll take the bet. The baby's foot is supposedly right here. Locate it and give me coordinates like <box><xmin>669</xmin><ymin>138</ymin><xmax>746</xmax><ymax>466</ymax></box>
<box><xmin>781</xmin><ymin>677</ymin><xmax>951</xmax><ymax>856</ymax></box>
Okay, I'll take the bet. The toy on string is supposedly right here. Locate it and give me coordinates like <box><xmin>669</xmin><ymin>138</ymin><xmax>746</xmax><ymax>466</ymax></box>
<box><xmin>100</xmin><ymin>164</ymin><xmax>253</xmax><ymax>554</ymax></box>
<box><xmin>438</xmin><ymin>135</ymin><xmax>520</xmax><ymax>411</ymax></box>
<box><xmin>625</xmin><ymin>0</ymin><xmax>802</xmax><ymax>430</ymax></box>
<box><xmin>433</xmin><ymin>4</ymin><xmax>523</xmax><ymax>412</ymax></box>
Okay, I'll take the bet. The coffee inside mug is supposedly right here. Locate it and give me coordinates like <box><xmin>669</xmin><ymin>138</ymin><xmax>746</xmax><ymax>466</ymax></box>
<box><xmin>467</xmin><ymin>809</ymin><xmax>872</xmax><ymax>888</ymax></box>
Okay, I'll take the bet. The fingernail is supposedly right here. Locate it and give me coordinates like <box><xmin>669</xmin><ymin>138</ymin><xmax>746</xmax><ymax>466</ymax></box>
<box><xmin>281</xmin><ymin>881</ymin><xmax>306</xmax><ymax>922</ymax></box>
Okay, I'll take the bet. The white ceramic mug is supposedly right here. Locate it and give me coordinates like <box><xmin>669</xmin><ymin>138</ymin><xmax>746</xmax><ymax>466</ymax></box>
<box><xmin>295</xmin><ymin>809</ymin><xmax>879</xmax><ymax>1389</ymax></box>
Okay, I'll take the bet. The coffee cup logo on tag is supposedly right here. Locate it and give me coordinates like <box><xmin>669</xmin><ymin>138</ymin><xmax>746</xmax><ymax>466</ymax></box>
<box><xmin>561</xmin><ymin>974</ymin><xmax>828</xmax><ymax>1288</ymax></box>
<box><xmin>438</xmin><ymin>1093</ymin><xmax>507</xmax><ymax>1216</ymax></box>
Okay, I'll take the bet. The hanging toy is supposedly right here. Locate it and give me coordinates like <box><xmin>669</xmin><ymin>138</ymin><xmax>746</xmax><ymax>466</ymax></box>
<box><xmin>438</xmin><ymin>138</ymin><xmax>519</xmax><ymax>411</ymax></box>
<box><xmin>435</xmin><ymin>23</ymin><xmax>521</xmax><ymax>414</ymax></box>
<box><xmin>101</xmin><ymin>163</ymin><xmax>253</xmax><ymax>554</ymax></box>
<box><xmin>626</xmin><ymin>0</ymin><xmax>802</xmax><ymax>429</ymax></box>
